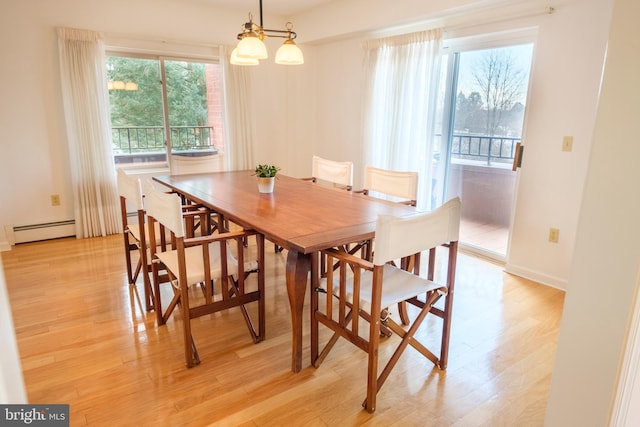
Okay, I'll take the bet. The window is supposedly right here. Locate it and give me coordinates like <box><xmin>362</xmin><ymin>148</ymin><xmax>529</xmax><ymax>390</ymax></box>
<box><xmin>106</xmin><ymin>54</ymin><xmax>224</xmax><ymax>167</ymax></box>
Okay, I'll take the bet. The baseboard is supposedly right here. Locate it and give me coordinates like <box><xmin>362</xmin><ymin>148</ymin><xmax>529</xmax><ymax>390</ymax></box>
<box><xmin>11</xmin><ymin>220</ymin><xmax>75</xmax><ymax>245</ymax></box>
<box><xmin>504</xmin><ymin>262</ymin><xmax>568</xmax><ymax>290</ymax></box>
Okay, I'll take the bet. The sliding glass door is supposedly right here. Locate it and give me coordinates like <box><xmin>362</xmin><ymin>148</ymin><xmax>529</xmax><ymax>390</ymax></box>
<box><xmin>433</xmin><ymin>42</ymin><xmax>534</xmax><ymax>259</ymax></box>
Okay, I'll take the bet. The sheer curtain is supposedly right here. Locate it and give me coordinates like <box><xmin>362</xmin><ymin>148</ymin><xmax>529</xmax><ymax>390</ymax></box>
<box><xmin>362</xmin><ymin>29</ymin><xmax>443</xmax><ymax>210</ymax></box>
<box><xmin>220</xmin><ymin>46</ymin><xmax>255</xmax><ymax>171</ymax></box>
<box><xmin>57</xmin><ymin>27</ymin><xmax>120</xmax><ymax>238</ymax></box>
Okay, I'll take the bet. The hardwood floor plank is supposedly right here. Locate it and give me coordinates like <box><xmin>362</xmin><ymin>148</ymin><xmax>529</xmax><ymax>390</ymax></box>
<box><xmin>2</xmin><ymin>235</ymin><xmax>564</xmax><ymax>426</ymax></box>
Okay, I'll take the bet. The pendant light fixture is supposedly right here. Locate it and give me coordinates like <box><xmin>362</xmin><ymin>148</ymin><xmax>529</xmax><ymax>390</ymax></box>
<box><xmin>231</xmin><ymin>0</ymin><xmax>304</xmax><ymax>66</ymax></box>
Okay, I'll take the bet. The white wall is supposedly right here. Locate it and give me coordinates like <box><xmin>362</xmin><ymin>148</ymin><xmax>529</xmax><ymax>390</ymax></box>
<box><xmin>545</xmin><ymin>0</ymin><xmax>640</xmax><ymax>423</ymax></box>
<box><xmin>507</xmin><ymin>0</ymin><xmax>613</xmax><ymax>289</ymax></box>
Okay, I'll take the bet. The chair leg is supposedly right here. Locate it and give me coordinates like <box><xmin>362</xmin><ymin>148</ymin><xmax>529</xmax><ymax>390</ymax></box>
<box><xmin>313</xmin><ymin>308</ymin><xmax>355</xmax><ymax>368</ymax></box>
<box><xmin>364</xmin><ymin>310</ymin><xmax>381</xmax><ymax>413</ymax></box>
<box><xmin>378</xmin><ymin>290</ymin><xmax>445</xmax><ymax>387</ymax></box>
<box><xmin>181</xmin><ymin>281</ymin><xmax>200</xmax><ymax>368</ymax></box>
<box><xmin>229</xmin><ymin>234</ymin><xmax>266</xmax><ymax>343</ymax></box>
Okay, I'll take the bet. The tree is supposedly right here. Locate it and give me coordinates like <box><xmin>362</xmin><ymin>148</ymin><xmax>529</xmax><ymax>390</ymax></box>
<box><xmin>455</xmin><ymin>91</ymin><xmax>484</xmax><ymax>133</ymax></box>
<box><xmin>470</xmin><ymin>48</ymin><xmax>527</xmax><ymax>136</ymax></box>
<box><xmin>106</xmin><ymin>57</ymin><xmax>212</xmax><ymax>153</ymax></box>
<box><xmin>107</xmin><ymin>57</ymin><xmax>164</xmax><ymax>127</ymax></box>
<box><xmin>107</xmin><ymin>57</ymin><xmax>208</xmax><ymax>128</ymax></box>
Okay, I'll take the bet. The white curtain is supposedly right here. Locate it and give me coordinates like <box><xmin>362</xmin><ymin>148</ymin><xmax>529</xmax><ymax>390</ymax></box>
<box><xmin>362</xmin><ymin>29</ymin><xmax>443</xmax><ymax>210</ymax></box>
<box><xmin>57</xmin><ymin>27</ymin><xmax>120</xmax><ymax>238</ymax></box>
<box><xmin>220</xmin><ymin>46</ymin><xmax>255</xmax><ymax>171</ymax></box>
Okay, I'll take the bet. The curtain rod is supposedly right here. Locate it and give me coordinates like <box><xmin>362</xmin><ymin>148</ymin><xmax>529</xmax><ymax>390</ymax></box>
<box><xmin>370</xmin><ymin>4</ymin><xmax>555</xmax><ymax>40</ymax></box>
<box><xmin>445</xmin><ymin>5</ymin><xmax>555</xmax><ymax>34</ymax></box>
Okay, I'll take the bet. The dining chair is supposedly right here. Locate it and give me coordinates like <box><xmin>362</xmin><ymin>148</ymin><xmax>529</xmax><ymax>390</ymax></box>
<box><xmin>273</xmin><ymin>154</ymin><xmax>357</xmax><ymax>253</ymax></box>
<box><xmin>117</xmin><ymin>169</ymin><xmax>203</xmax><ymax>312</ymax></box>
<box><xmin>170</xmin><ymin>154</ymin><xmax>228</xmax><ymax>237</ymax></box>
<box><xmin>287</xmin><ymin>154</ymin><xmax>356</xmax><ymax>257</ymax></box>
<box><xmin>360</xmin><ymin>165</ymin><xmax>418</xmax><ymax>206</ymax></box>
<box><xmin>349</xmin><ymin>166</ymin><xmax>420</xmax><ymax>261</ymax></box>
<box><xmin>304</xmin><ymin>155</ymin><xmax>354</xmax><ymax>191</ymax></box>
<box><xmin>354</xmin><ymin>166</ymin><xmax>421</xmax><ymax>333</ymax></box>
<box><xmin>144</xmin><ymin>182</ymin><xmax>265</xmax><ymax>368</ymax></box>
<box><xmin>169</xmin><ymin>153</ymin><xmax>224</xmax><ymax>175</ymax></box>
<box><xmin>311</xmin><ymin>197</ymin><xmax>461</xmax><ymax>412</ymax></box>
<box><xmin>117</xmin><ymin>168</ymin><xmax>154</xmax><ymax>312</ymax></box>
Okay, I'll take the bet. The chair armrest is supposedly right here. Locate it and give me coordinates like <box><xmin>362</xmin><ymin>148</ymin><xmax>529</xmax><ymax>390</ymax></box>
<box><xmin>184</xmin><ymin>229</ymin><xmax>255</xmax><ymax>247</ymax></box>
<box><xmin>323</xmin><ymin>247</ymin><xmax>374</xmax><ymax>270</ymax></box>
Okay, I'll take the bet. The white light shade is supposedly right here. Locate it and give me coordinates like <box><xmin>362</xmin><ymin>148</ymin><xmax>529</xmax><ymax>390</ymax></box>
<box><xmin>230</xmin><ymin>48</ymin><xmax>259</xmax><ymax>66</ymax></box>
<box><xmin>236</xmin><ymin>35</ymin><xmax>268</xmax><ymax>59</ymax></box>
<box><xmin>275</xmin><ymin>40</ymin><xmax>304</xmax><ymax>65</ymax></box>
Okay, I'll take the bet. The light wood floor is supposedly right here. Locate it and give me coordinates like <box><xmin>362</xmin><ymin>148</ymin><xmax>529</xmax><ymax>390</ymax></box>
<box><xmin>2</xmin><ymin>235</ymin><xmax>564</xmax><ymax>426</ymax></box>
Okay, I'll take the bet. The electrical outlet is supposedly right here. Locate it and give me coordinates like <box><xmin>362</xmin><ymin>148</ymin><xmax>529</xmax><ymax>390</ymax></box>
<box><xmin>51</xmin><ymin>194</ymin><xmax>61</xmax><ymax>206</ymax></box>
<box><xmin>562</xmin><ymin>136</ymin><xmax>573</xmax><ymax>152</ymax></box>
<box><xmin>548</xmin><ymin>227</ymin><xmax>560</xmax><ymax>243</ymax></box>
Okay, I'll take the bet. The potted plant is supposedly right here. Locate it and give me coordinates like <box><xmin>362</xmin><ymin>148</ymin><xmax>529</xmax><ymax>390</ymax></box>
<box><xmin>254</xmin><ymin>164</ymin><xmax>280</xmax><ymax>193</ymax></box>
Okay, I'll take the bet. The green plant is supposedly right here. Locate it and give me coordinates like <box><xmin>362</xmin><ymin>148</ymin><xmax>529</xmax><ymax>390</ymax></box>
<box><xmin>254</xmin><ymin>164</ymin><xmax>280</xmax><ymax>178</ymax></box>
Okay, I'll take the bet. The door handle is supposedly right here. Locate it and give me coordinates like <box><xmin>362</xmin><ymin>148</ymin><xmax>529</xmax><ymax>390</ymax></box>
<box><xmin>512</xmin><ymin>142</ymin><xmax>524</xmax><ymax>171</ymax></box>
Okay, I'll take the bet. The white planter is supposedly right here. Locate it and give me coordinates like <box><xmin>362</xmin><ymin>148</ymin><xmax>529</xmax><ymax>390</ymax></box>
<box><xmin>257</xmin><ymin>177</ymin><xmax>275</xmax><ymax>193</ymax></box>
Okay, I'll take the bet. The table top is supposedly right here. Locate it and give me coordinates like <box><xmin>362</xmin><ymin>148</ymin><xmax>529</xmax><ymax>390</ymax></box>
<box><xmin>153</xmin><ymin>171</ymin><xmax>418</xmax><ymax>254</ymax></box>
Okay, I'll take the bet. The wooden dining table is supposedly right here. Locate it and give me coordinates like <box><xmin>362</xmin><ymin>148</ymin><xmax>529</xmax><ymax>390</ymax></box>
<box><xmin>153</xmin><ymin>170</ymin><xmax>418</xmax><ymax>372</ymax></box>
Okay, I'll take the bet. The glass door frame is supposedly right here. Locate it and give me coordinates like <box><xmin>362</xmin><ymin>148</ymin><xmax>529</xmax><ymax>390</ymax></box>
<box><xmin>437</xmin><ymin>30</ymin><xmax>537</xmax><ymax>262</ymax></box>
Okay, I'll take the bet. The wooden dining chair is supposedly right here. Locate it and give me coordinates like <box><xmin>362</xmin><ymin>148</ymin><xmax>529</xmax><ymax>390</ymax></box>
<box><xmin>360</xmin><ymin>165</ymin><xmax>418</xmax><ymax>206</ymax></box>
<box><xmin>144</xmin><ymin>182</ymin><xmax>265</xmax><ymax>368</ymax></box>
<box><xmin>117</xmin><ymin>169</ymin><xmax>203</xmax><ymax>312</ymax></box>
<box><xmin>350</xmin><ymin>166</ymin><xmax>420</xmax><ymax>261</ymax></box>
<box><xmin>289</xmin><ymin>154</ymin><xmax>356</xmax><ymax>257</ymax></box>
<box><xmin>353</xmin><ymin>166</ymin><xmax>421</xmax><ymax>334</ymax></box>
<box><xmin>273</xmin><ymin>154</ymin><xmax>357</xmax><ymax>253</ymax></box>
<box><xmin>117</xmin><ymin>168</ymin><xmax>154</xmax><ymax>312</ymax></box>
<box><xmin>303</xmin><ymin>155</ymin><xmax>354</xmax><ymax>191</ymax></box>
<box><xmin>311</xmin><ymin>197</ymin><xmax>461</xmax><ymax>412</ymax></box>
<box><xmin>169</xmin><ymin>154</ymin><xmax>229</xmax><ymax>237</ymax></box>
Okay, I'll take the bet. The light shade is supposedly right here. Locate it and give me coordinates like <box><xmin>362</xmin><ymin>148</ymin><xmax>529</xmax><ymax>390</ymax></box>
<box><xmin>112</xmin><ymin>81</ymin><xmax>125</xmax><ymax>90</ymax></box>
<box><xmin>124</xmin><ymin>82</ymin><xmax>138</xmax><ymax>91</ymax></box>
<box><xmin>275</xmin><ymin>40</ymin><xmax>304</xmax><ymax>65</ymax></box>
<box><xmin>236</xmin><ymin>35</ymin><xmax>268</xmax><ymax>60</ymax></box>
<box><xmin>230</xmin><ymin>48</ymin><xmax>259</xmax><ymax>66</ymax></box>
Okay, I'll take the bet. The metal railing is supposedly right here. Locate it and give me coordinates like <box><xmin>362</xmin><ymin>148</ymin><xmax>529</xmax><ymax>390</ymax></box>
<box><xmin>450</xmin><ymin>134</ymin><xmax>520</xmax><ymax>165</ymax></box>
<box><xmin>112</xmin><ymin>125</ymin><xmax>217</xmax><ymax>164</ymax></box>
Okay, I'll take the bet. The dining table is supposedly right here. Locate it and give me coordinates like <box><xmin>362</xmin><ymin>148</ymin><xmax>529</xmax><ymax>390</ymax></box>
<box><xmin>153</xmin><ymin>170</ymin><xmax>419</xmax><ymax>372</ymax></box>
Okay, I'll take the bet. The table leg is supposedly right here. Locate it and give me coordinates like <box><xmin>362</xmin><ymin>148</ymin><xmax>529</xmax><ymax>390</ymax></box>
<box><xmin>286</xmin><ymin>249</ymin><xmax>311</xmax><ymax>373</ymax></box>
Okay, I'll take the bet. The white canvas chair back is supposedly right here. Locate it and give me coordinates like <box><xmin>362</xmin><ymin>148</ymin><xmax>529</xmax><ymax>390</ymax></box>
<box><xmin>143</xmin><ymin>180</ymin><xmax>185</xmax><ymax>239</ymax></box>
<box><xmin>117</xmin><ymin>168</ymin><xmax>144</xmax><ymax>211</ymax></box>
<box><xmin>373</xmin><ymin>197</ymin><xmax>461</xmax><ymax>265</ymax></box>
<box><xmin>169</xmin><ymin>154</ymin><xmax>224</xmax><ymax>175</ymax></box>
<box><xmin>363</xmin><ymin>166</ymin><xmax>418</xmax><ymax>205</ymax></box>
<box><xmin>311</xmin><ymin>155</ymin><xmax>354</xmax><ymax>190</ymax></box>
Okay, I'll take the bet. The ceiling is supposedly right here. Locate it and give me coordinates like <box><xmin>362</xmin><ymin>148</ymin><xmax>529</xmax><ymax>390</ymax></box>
<box><xmin>196</xmin><ymin>0</ymin><xmax>336</xmax><ymax>16</ymax></box>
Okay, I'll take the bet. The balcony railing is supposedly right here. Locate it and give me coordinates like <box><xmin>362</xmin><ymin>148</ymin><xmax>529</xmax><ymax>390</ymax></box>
<box><xmin>450</xmin><ymin>134</ymin><xmax>520</xmax><ymax>166</ymax></box>
<box><xmin>112</xmin><ymin>125</ymin><xmax>218</xmax><ymax>164</ymax></box>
